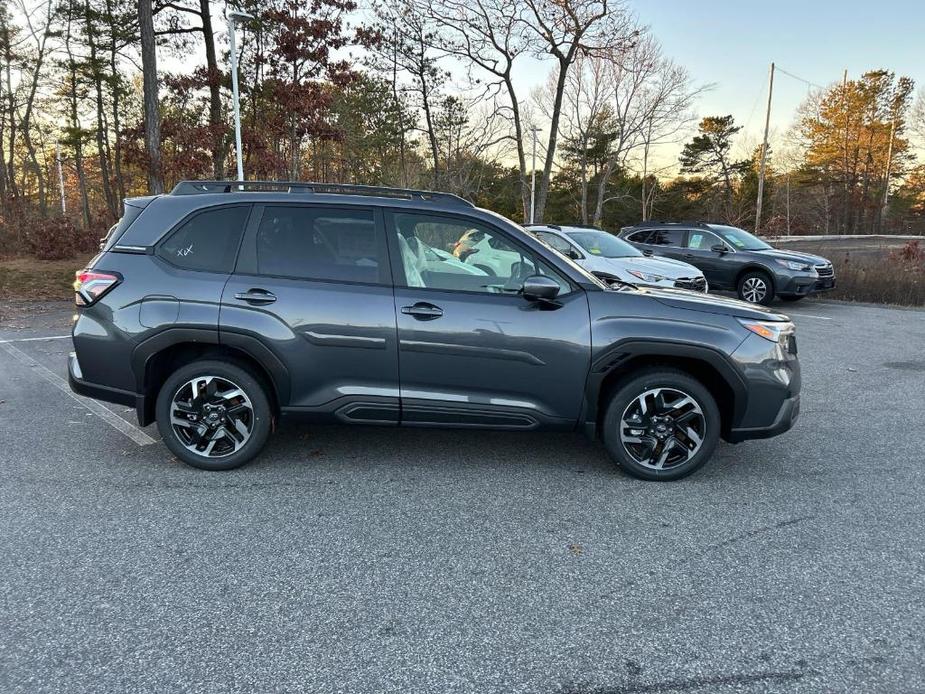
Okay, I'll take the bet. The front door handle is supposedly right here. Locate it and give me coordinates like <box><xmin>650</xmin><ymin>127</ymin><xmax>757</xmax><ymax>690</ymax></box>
<box><xmin>683</xmin><ymin>253</ymin><xmax>695</xmax><ymax>259</ymax></box>
<box><xmin>401</xmin><ymin>302</ymin><xmax>443</xmax><ymax>320</ymax></box>
<box><xmin>234</xmin><ymin>288</ymin><xmax>277</xmax><ymax>305</ymax></box>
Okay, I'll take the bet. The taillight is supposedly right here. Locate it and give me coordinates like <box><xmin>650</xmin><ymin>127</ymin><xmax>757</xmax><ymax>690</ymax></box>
<box><xmin>74</xmin><ymin>270</ymin><xmax>120</xmax><ymax>306</ymax></box>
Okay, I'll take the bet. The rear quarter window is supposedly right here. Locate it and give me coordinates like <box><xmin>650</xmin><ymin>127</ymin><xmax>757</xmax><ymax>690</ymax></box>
<box><xmin>157</xmin><ymin>206</ymin><xmax>251</xmax><ymax>273</ymax></box>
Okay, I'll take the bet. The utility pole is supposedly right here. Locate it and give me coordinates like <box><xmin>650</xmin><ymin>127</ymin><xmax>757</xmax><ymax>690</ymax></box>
<box><xmin>55</xmin><ymin>141</ymin><xmax>66</xmax><ymax>213</ymax></box>
<box><xmin>529</xmin><ymin>126</ymin><xmax>540</xmax><ymax>224</ymax></box>
<box><xmin>755</xmin><ymin>62</ymin><xmax>775</xmax><ymax>234</ymax></box>
<box><xmin>228</xmin><ymin>11</ymin><xmax>254</xmax><ymax>183</ymax></box>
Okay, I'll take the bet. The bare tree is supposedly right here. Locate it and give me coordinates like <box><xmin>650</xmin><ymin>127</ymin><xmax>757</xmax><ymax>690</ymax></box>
<box><xmin>138</xmin><ymin>0</ymin><xmax>163</xmax><ymax>193</ymax></box>
<box><xmin>422</xmin><ymin>0</ymin><xmax>532</xmax><ymax>216</ymax></box>
<box><xmin>549</xmin><ymin>53</ymin><xmax>613</xmax><ymax>223</ymax></box>
<box><xmin>590</xmin><ymin>35</ymin><xmax>699</xmax><ymax>225</ymax></box>
<box><xmin>520</xmin><ymin>0</ymin><xmax>636</xmax><ymax>223</ymax></box>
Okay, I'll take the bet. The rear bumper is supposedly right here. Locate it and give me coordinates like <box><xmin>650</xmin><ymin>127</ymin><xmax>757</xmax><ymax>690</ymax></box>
<box><xmin>727</xmin><ymin>393</ymin><xmax>800</xmax><ymax>442</ymax></box>
<box><xmin>68</xmin><ymin>351</ymin><xmax>139</xmax><ymax>409</ymax></box>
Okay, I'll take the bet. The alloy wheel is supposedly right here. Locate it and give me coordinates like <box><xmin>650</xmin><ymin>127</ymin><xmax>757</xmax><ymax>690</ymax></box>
<box><xmin>619</xmin><ymin>387</ymin><xmax>706</xmax><ymax>470</ymax></box>
<box><xmin>742</xmin><ymin>277</ymin><xmax>768</xmax><ymax>303</ymax></box>
<box><xmin>169</xmin><ymin>375</ymin><xmax>254</xmax><ymax>458</ymax></box>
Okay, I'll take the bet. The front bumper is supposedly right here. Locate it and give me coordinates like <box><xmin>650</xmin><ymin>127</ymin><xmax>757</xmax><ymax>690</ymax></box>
<box><xmin>727</xmin><ymin>393</ymin><xmax>800</xmax><ymax>442</ymax></box>
<box><xmin>725</xmin><ymin>331</ymin><xmax>801</xmax><ymax>442</ymax></box>
<box><xmin>777</xmin><ymin>271</ymin><xmax>836</xmax><ymax>297</ymax></box>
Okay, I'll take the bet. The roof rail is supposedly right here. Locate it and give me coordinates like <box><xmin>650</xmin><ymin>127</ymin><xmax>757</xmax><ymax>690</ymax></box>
<box><xmin>628</xmin><ymin>220</ymin><xmax>710</xmax><ymax>228</ymax></box>
<box><xmin>169</xmin><ymin>180</ymin><xmax>474</xmax><ymax>207</ymax></box>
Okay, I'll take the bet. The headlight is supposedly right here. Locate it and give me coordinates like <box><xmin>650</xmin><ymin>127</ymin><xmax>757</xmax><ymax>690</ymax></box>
<box><xmin>627</xmin><ymin>270</ymin><xmax>666</xmax><ymax>283</ymax></box>
<box><xmin>774</xmin><ymin>258</ymin><xmax>812</xmax><ymax>272</ymax></box>
<box><xmin>738</xmin><ymin>319</ymin><xmax>795</xmax><ymax>344</ymax></box>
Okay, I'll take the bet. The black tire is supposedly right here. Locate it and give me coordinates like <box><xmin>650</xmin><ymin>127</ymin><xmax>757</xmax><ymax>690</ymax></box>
<box><xmin>779</xmin><ymin>295</ymin><xmax>805</xmax><ymax>302</ymax></box>
<box><xmin>156</xmin><ymin>359</ymin><xmax>272</xmax><ymax>471</ymax></box>
<box><xmin>601</xmin><ymin>368</ymin><xmax>721</xmax><ymax>481</ymax></box>
<box><xmin>737</xmin><ymin>269</ymin><xmax>774</xmax><ymax>305</ymax></box>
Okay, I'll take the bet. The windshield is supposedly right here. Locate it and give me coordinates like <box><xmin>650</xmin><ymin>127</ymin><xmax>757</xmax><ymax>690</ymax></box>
<box><xmin>712</xmin><ymin>225</ymin><xmax>772</xmax><ymax>251</ymax></box>
<box><xmin>567</xmin><ymin>231</ymin><xmax>642</xmax><ymax>258</ymax></box>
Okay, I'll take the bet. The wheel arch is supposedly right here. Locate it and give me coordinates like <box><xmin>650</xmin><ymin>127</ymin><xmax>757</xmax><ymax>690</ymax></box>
<box><xmin>584</xmin><ymin>340</ymin><xmax>748</xmax><ymax>441</ymax></box>
<box><xmin>735</xmin><ymin>264</ymin><xmax>776</xmax><ymax>294</ymax></box>
<box><xmin>132</xmin><ymin>329</ymin><xmax>288</xmax><ymax>426</ymax></box>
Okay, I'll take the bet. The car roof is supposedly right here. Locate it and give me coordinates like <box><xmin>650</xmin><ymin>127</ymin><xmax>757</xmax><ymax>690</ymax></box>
<box><xmin>116</xmin><ymin>181</ymin><xmax>498</xmax><ymax>248</ymax></box>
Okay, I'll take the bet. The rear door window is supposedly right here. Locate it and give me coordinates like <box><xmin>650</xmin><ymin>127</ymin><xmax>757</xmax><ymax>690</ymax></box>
<box><xmin>255</xmin><ymin>206</ymin><xmax>385</xmax><ymax>284</ymax></box>
<box><xmin>649</xmin><ymin>229</ymin><xmax>686</xmax><ymax>247</ymax></box>
<box><xmin>535</xmin><ymin>231</ymin><xmax>575</xmax><ymax>256</ymax></box>
<box><xmin>157</xmin><ymin>205</ymin><xmax>251</xmax><ymax>273</ymax></box>
<box><xmin>626</xmin><ymin>230</ymin><xmax>653</xmax><ymax>244</ymax></box>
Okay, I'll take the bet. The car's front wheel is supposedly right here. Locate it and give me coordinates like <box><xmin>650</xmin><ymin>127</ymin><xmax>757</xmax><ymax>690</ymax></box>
<box><xmin>602</xmin><ymin>369</ymin><xmax>721</xmax><ymax>481</ymax></box>
<box><xmin>156</xmin><ymin>360</ymin><xmax>272</xmax><ymax>471</ymax></box>
<box><xmin>737</xmin><ymin>270</ymin><xmax>774</xmax><ymax>305</ymax></box>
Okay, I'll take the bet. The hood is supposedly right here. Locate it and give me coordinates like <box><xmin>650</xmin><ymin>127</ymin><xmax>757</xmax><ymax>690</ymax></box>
<box><xmin>594</xmin><ymin>254</ymin><xmax>703</xmax><ymax>279</ymax></box>
<box><xmin>639</xmin><ymin>286</ymin><xmax>789</xmax><ymax>321</ymax></box>
<box><xmin>753</xmin><ymin>248</ymin><xmax>830</xmax><ymax>266</ymax></box>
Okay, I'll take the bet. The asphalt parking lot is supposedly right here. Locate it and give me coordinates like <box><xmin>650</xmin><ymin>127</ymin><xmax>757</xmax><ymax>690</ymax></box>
<box><xmin>1</xmin><ymin>298</ymin><xmax>923</xmax><ymax>693</ymax></box>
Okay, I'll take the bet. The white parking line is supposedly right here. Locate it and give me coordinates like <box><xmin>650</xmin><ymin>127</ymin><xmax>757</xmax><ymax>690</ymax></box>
<box><xmin>786</xmin><ymin>312</ymin><xmax>833</xmax><ymax>321</ymax></box>
<box><xmin>0</xmin><ymin>334</ymin><xmax>72</xmax><ymax>343</ymax></box>
<box><xmin>0</xmin><ymin>341</ymin><xmax>156</xmax><ymax>446</ymax></box>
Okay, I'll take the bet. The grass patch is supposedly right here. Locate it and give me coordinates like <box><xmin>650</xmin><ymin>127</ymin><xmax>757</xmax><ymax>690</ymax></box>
<box><xmin>0</xmin><ymin>256</ymin><xmax>85</xmax><ymax>301</ymax></box>
<box><xmin>806</xmin><ymin>241</ymin><xmax>924</xmax><ymax>306</ymax></box>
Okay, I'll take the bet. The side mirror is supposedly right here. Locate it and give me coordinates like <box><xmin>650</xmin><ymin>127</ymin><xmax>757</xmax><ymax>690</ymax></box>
<box><xmin>568</xmin><ymin>247</ymin><xmax>582</xmax><ymax>260</ymax></box>
<box><xmin>711</xmin><ymin>243</ymin><xmax>728</xmax><ymax>254</ymax></box>
<box><xmin>521</xmin><ymin>275</ymin><xmax>560</xmax><ymax>302</ymax></box>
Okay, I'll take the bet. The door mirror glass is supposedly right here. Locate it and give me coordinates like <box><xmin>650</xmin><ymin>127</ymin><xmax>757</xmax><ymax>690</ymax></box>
<box><xmin>522</xmin><ymin>275</ymin><xmax>560</xmax><ymax>301</ymax></box>
<box><xmin>711</xmin><ymin>243</ymin><xmax>728</xmax><ymax>254</ymax></box>
<box><xmin>568</xmin><ymin>247</ymin><xmax>583</xmax><ymax>260</ymax></box>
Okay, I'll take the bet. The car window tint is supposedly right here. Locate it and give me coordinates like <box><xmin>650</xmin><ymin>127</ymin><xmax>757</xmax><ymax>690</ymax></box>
<box><xmin>157</xmin><ymin>206</ymin><xmax>250</xmax><ymax>273</ymax></box>
<box><xmin>391</xmin><ymin>213</ymin><xmax>569</xmax><ymax>295</ymax></box>
<box><xmin>649</xmin><ymin>229</ymin><xmax>685</xmax><ymax>247</ymax></box>
<box><xmin>627</xmin><ymin>230</ymin><xmax>652</xmax><ymax>244</ymax></box>
<box><xmin>255</xmin><ymin>207</ymin><xmax>381</xmax><ymax>283</ymax></box>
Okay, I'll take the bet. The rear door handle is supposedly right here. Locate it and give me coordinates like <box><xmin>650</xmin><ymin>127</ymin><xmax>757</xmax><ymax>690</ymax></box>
<box><xmin>234</xmin><ymin>288</ymin><xmax>277</xmax><ymax>305</ymax></box>
<box><xmin>401</xmin><ymin>302</ymin><xmax>443</xmax><ymax>320</ymax></box>
<box><xmin>683</xmin><ymin>253</ymin><xmax>695</xmax><ymax>258</ymax></box>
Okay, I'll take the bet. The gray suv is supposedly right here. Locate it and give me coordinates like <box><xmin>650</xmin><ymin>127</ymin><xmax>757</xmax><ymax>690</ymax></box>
<box><xmin>69</xmin><ymin>181</ymin><xmax>801</xmax><ymax>481</ymax></box>
<box><xmin>619</xmin><ymin>221</ymin><xmax>835</xmax><ymax>304</ymax></box>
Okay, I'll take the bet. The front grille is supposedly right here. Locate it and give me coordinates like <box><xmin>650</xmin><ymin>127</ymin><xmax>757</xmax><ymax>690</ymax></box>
<box><xmin>815</xmin><ymin>264</ymin><xmax>834</xmax><ymax>278</ymax></box>
<box><xmin>674</xmin><ymin>276</ymin><xmax>707</xmax><ymax>292</ymax></box>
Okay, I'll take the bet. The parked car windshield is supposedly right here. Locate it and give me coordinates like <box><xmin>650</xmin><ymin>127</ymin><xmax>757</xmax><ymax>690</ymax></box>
<box><xmin>567</xmin><ymin>231</ymin><xmax>643</xmax><ymax>258</ymax></box>
<box><xmin>711</xmin><ymin>225</ymin><xmax>772</xmax><ymax>251</ymax></box>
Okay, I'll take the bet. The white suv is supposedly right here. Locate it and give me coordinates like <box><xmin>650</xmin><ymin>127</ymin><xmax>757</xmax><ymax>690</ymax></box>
<box><xmin>527</xmin><ymin>225</ymin><xmax>708</xmax><ymax>292</ymax></box>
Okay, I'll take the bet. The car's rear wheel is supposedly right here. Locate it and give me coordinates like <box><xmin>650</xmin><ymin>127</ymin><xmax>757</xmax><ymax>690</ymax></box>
<box><xmin>602</xmin><ymin>369</ymin><xmax>720</xmax><ymax>481</ymax></box>
<box><xmin>156</xmin><ymin>360</ymin><xmax>272</xmax><ymax>471</ymax></box>
<box><xmin>737</xmin><ymin>270</ymin><xmax>774</xmax><ymax>305</ymax></box>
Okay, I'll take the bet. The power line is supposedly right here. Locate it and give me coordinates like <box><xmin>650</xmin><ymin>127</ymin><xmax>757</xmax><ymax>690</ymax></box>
<box><xmin>775</xmin><ymin>66</ymin><xmax>825</xmax><ymax>90</ymax></box>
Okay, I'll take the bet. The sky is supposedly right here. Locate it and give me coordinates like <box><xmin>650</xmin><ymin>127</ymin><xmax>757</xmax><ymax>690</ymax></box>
<box><xmin>511</xmin><ymin>0</ymin><xmax>925</xmax><ymax>170</ymax></box>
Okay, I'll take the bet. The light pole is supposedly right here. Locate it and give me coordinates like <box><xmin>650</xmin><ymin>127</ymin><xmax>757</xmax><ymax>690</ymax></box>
<box><xmin>228</xmin><ymin>10</ymin><xmax>254</xmax><ymax>183</ymax></box>
<box><xmin>529</xmin><ymin>126</ymin><xmax>540</xmax><ymax>224</ymax></box>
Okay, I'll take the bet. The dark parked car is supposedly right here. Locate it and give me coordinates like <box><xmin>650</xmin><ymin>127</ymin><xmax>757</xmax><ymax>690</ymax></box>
<box><xmin>619</xmin><ymin>221</ymin><xmax>835</xmax><ymax>305</ymax></box>
<box><xmin>69</xmin><ymin>181</ymin><xmax>801</xmax><ymax>481</ymax></box>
